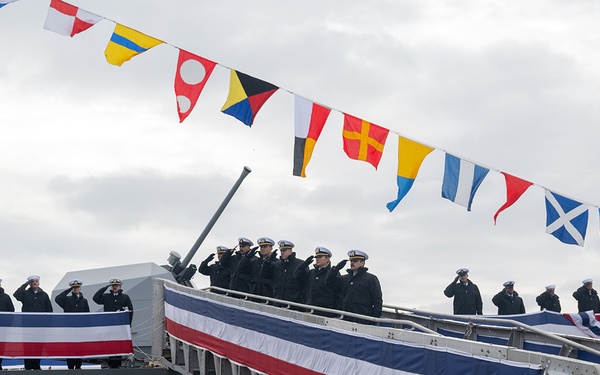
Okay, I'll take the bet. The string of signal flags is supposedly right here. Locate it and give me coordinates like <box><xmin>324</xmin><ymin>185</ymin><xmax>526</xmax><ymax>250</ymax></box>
<box><xmin>2</xmin><ymin>0</ymin><xmax>599</xmax><ymax>247</ymax></box>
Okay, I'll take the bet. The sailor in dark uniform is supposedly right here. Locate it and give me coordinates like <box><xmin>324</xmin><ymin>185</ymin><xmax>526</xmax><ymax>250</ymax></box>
<box><xmin>55</xmin><ymin>279</ymin><xmax>90</xmax><ymax>369</ymax></box>
<box><xmin>294</xmin><ymin>247</ymin><xmax>338</xmax><ymax>317</ymax></box>
<box><xmin>93</xmin><ymin>278</ymin><xmax>134</xmax><ymax>369</ymax></box>
<box><xmin>443</xmin><ymin>268</ymin><xmax>483</xmax><ymax>315</ymax></box>
<box><xmin>250</xmin><ymin>237</ymin><xmax>277</xmax><ymax>299</ymax></box>
<box><xmin>198</xmin><ymin>246</ymin><xmax>231</xmax><ymax>294</ymax></box>
<box><xmin>13</xmin><ymin>275</ymin><xmax>53</xmax><ymax>370</ymax></box>
<box><xmin>225</xmin><ymin>237</ymin><xmax>257</xmax><ymax>296</ymax></box>
<box><xmin>572</xmin><ymin>279</ymin><xmax>600</xmax><ymax>313</ymax></box>
<box><xmin>328</xmin><ymin>250</ymin><xmax>383</xmax><ymax>324</ymax></box>
<box><xmin>55</xmin><ymin>279</ymin><xmax>90</xmax><ymax>313</ymax></box>
<box><xmin>0</xmin><ymin>278</ymin><xmax>14</xmax><ymax>370</ymax></box>
<box><xmin>271</xmin><ymin>240</ymin><xmax>306</xmax><ymax>307</ymax></box>
<box><xmin>492</xmin><ymin>281</ymin><xmax>526</xmax><ymax>315</ymax></box>
<box><xmin>536</xmin><ymin>284</ymin><xmax>561</xmax><ymax>312</ymax></box>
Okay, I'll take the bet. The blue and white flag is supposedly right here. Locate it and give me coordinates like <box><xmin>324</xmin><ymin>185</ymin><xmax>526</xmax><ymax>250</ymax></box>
<box><xmin>545</xmin><ymin>189</ymin><xmax>588</xmax><ymax>246</ymax></box>
<box><xmin>0</xmin><ymin>0</ymin><xmax>18</xmax><ymax>8</ymax></box>
<box><xmin>441</xmin><ymin>153</ymin><xmax>489</xmax><ymax>211</ymax></box>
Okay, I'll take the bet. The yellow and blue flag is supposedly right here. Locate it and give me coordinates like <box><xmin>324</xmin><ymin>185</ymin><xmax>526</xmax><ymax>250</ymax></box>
<box><xmin>386</xmin><ymin>136</ymin><xmax>434</xmax><ymax>212</ymax></box>
<box><xmin>105</xmin><ymin>24</ymin><xmax>163</xmax><ymax>66</ymax></box>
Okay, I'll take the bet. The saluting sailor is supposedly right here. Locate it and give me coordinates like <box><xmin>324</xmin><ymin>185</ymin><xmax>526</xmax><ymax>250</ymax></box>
<box><xmin>443</xmin><ymin>268</ymin><xmax>483</xmax><ymax>315</ymax></box>
<box><xmin>536</xmin><ymin>284</ymin><xmax>561</xmax><ymax>312</ymax></box>
<box><xmin>251</xmin><ymin>237</ymin><xmax>277</xmax><ymax>298</ymax></box>
<box><xmin>294</xmin><ymin>246</ymin><xmax>338</xmax><ymax>317</ymax></box>
<box><xmin>198</xmin><ymin>245</ymin><xmax>231</xmax><ymax>294</ymax></box>
<box><xmin>55</xmin><ymin>279</ymin><xmax>90</xmax><ymax>369</ymax></box>
<box><xmin>492</xmin><ymin>281</ymin><xmax>526</xmax><ymax>315</ymax></box>
<box><xmin>328</xmin><ymin>250</ymin><xmax>383</xmax><ymax>325</ymax></box>
<box><xmin>572</xmin><ymin>279</ymin><xmax>600</xmax><ymax>313</ymax></box>
<box><xmin>14</xmin><ymin>275</ymin><xmax>52</xmax><ymax>370</ymax></box>
<box><xmin>272</xmin><ymin>240</ymin><xmax>307</xmax><ymax>307</ymax></box>
<box><xmin>226</xmin><ymin>237</ymin><xmax>258</xmax><ymax>295</ymax></box>
<box><xmin>93</xmin><ymin>278</ymin><xmax>134</xmax><ymax>368</ymax></box>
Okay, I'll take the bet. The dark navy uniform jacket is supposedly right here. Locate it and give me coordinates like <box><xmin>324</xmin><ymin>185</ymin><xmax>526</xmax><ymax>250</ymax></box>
<box><xmin>329</xmin><ymin>267</ymin><xmax>383</xmax><ymax>324</ymax></box>
<box><xmin>492</xmin><ymin>290</ymin><xmax>526</xmax><ymax>315</ymax></box>
<box><xmin>55</xmin><ymin>289</ymin><xmax>90</xmax><ymax>313</ymax></box>
<box><xmin>444</xmin><ymin>279</ymin><xmax>483</xmax><ymax>315</ymax></box>
<box><xmin>93</xmin><ymin>286</ymin><xmax>134</xmax><ymax>324</ymax></box>
<box><xmin>13</xmin><ymin>283</ymin><xmax>52</xmax><ymax>312</ymax></box>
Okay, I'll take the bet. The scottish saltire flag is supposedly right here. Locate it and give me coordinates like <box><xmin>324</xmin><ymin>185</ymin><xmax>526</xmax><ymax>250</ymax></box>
<box><xmin>564</xmin><ymin>311</ymin><xmax>600</xmax><ymax>339</ymax></box>
<box><xmin>164</xmin><ymin>285</ymin><xmax>542</xmax><ymax>375</ymax></box>
<box><xmin>0</xmin><ymin>311</ymin><xmax>132</xmax><ymax>358</ymax></box>
<box><xmin>545</xmin><ymin>189</ymin><xmax>588</xmax><ymax>246</ymax></box>
<box><xmin>493</xmin><ymin>172</ymin><xmax>533</xmax><ymax>224</ymax></box>
<box><xmin>441</xmin><ymin>153</ymin><xmax>489</xmax><ymax>211</ymax></box>
<box><xmin>105</xmin><ymin>24</ymin><xmax>163</xmax><ymax>66</ymax></box>
<box><xmin>43</xmin><ymin>0</ymin><xmax>103</xmax><ymax>37</ymax></box>
<box><xmin>386</xmin><ymin>137</ymin><xmax>434</xmax><ymax>212</ymax></box>
<box><xmin>221</xmin><ymin>70</ymin><xmax>278</xmax><ymax>126</ymax></box>
<box><xmin>174</xmin><ymin>49</ymin><xmax>216</xmax><ymax>123</ymax></box>
<box><xmin>293</xmin><ymin>96</ymin><xmax>331</xmax><ymax>177</ymax></box>
<box><xmin>0</xmin><ymin>0</ymin><xmax>17</xmax><ymax>8</ymax></box>
<box><xmin>342</xmin><ymin>114</ymin><xmax>389</xmax><ymax>169</ymax></box>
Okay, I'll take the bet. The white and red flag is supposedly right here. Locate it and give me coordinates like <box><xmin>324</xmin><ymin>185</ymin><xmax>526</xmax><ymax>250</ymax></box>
<box><xmin>174</xmin><ymin>49</ymin><xmax>216</xmax><ymax>123</ymax></box>
<box><xmin>43</xmin><ymin>0</ymin><xmax>103</xmax><ymax>37</ymax></box>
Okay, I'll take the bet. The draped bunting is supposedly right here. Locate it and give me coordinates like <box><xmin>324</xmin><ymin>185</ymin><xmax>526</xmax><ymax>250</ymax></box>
<box><xmin>0</xmin><ymin>311</ymin><xmax>132</xmax><ymax>358</ymax></box>
<box><xmin>14</xmin><ymin>0</ymin><xmax>595</xmax><ymax>247</ymax></box>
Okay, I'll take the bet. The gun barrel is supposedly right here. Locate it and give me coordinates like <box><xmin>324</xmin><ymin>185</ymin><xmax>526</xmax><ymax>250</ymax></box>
<box><xmin>179</xmin><ymin>166</ymin><xmax>252</xmax><ymax>269</ymax></box>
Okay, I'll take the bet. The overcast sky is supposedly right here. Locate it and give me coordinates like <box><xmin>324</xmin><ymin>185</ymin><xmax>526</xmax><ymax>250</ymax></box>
<box><xmin>1</xmin><ymin>0</ymin><xmax>599</xmax><ymax>315</ymax></box>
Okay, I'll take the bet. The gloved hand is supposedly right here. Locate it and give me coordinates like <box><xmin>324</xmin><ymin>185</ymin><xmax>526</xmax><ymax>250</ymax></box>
<box><xmin>301</xmin><ymin>255</ymin><xmax>314</xmax><ymax>268</ymax></box>
<box><xmin>334</xmin><ymin>259</ymin><xmax>348</xmax><ymax>271</ymax></box>
<box><xmin>454</xmin><ymin>275</ymin><xmax>460</xmax><ymax>282</ymax></box>
<box><xmin>268</xmin><ymin>249</ymin><xmax>278</xmax><ymax>261</ymax></box>
<box><xmin>204</xmin><ymin>253</ymin><xmax>215</xmax><ymax>263</ymax></box>
<box><xmin>247</xmin><ymin>246</ymin><xmax>258</xmax><ymax>258</ymax></box>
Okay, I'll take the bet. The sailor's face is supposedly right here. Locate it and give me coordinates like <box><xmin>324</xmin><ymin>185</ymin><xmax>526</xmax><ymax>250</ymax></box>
<box><xmin>280</xmin><ymin>248</ymin><xmax>292</xmax><ymax>260</ymax></box>
<box><xmin>111</xmin><ymin>284</ymin><xmax>122</xmax><ymax>292</ymax></box>
<box><xmin>315</xmin><ymin>255</ymin><xmax>329</xmax><ymax>267</ymax></box>
<box><xmin>459</xmin><ymin>274</ymin><xmax>468</xmax><ymax>282</ymax></box>
<box><xmin>239</xmin><ymin>245</ymin><xmax>250</xmax><ymax>254</ymax></box>
<box><xmin>350</xmin><ymin>259</ymin><xmax>364</xmax><ymax>271</ymax></box>
<box><xmin>259</xmin><ymin>245</ymin><xmax>272</xmax><ymax>256</ymax></box>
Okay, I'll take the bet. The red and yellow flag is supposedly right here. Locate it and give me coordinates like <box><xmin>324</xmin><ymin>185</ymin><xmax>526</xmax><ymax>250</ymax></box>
<box><xmin>342</xmin><ymin>114</ymin><xmax>389</xmax><ymax>169</ymax></box>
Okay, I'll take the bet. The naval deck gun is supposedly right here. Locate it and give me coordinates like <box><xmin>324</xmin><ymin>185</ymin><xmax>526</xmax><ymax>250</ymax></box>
<box><xmin>163</xmin><ymin>166</ymin><xmax>252</xmax><ymax>286</ymax></box>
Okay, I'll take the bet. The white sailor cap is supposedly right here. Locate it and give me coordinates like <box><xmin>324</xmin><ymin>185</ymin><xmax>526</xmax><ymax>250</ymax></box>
<box><xmin>109</xmin><ymin>278</ymin><xmax>122</xmax><ymax>285</ymax></box>
<box><xmin>278</xmin><ymin>240</ymin><xmax>295</xmax><ymax>250</ymax></box>
<box><xmin>238</xmin><ymin>237</ymin><xmax>254</xmax><ymax>247</ymax></box>
<box><xmin>314</xmin><ymin>246</ymin><xmax>332</xmax><ymax>257</ymax></box>
<box><xmin>257</xmin><ymin>237</ymin><xmax>275</xmax><ymax>247</ymax></box>
<box><xmin>348</xmin><ymin>250</ymin><xmax>368</xmax><ymax>261</ymax></box>
<box><xmin>27</xmin><ymin>275</ymin><xmax>40</xmax><ymax>281</ymax></box>
<box><xmin>216</xmin><ymin>245</ymin><xmax>229</xmax><ymax>254</ymax></box>
<box><xmin>583</xmin><ymin>278</ymin><xmax>593</xmax><ymax>285</ymax></box>
<box><xmin>69</xmin><ymin>279</ymin><xmax>83</xmax><ymax>287</ymax></box>
<box><xmin>545</xmin><ymin>285</ymin><xmax>556</xmax><ymax>291</ymax></box>
<box><xmin>503</xmin><ymin>281</ymin><xmax>515</xmax><ymax>288</ymax></box>
<box><xmin>456</xmin><ymin>268</ymin><xmax>469</xmax><ymax>276</ymax></box>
